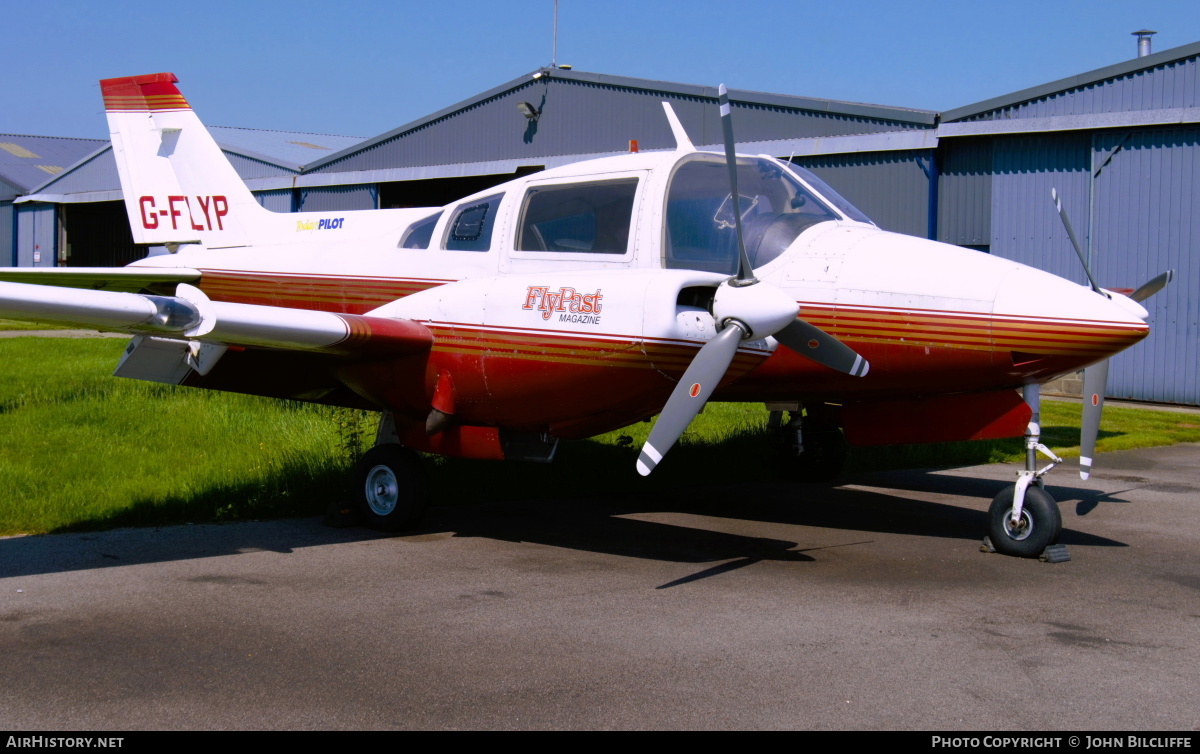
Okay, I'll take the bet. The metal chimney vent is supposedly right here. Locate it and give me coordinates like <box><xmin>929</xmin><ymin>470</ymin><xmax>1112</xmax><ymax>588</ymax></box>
<box><xmin>1132</xmin><ymin>29</ymin><xmax>1157</xmax><ymax>58</ymax></box>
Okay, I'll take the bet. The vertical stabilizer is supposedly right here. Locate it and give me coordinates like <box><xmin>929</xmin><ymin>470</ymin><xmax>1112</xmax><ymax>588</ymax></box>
<box><xmin>102</xmin><ymin>73</ymin><xmax>264</xmax><ymax>248</ymax></box>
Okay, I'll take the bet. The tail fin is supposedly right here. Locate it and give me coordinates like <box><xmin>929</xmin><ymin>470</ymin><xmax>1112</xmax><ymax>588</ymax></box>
<box><xmin>102</xmin><ymin>73</ymin><xmax>265</xmax><ymax>249</ymax></box>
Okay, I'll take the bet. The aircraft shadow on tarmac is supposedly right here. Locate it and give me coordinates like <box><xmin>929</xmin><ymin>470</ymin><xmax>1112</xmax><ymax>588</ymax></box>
<box><xmin>0</xmin><ymin>464</ymin><xmax>1131</xmax><ymax>581</ymax></box>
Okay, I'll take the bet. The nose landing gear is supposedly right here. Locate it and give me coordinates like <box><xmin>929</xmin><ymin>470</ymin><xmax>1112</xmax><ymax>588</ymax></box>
<box><xmin>985</xmin><ymin>385</ymin><xmax>1066</xmax><ymax>558</ymax></box>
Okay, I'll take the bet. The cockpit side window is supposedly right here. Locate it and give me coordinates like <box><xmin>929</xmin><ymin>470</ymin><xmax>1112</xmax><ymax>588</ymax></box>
<box><xmin>399</xmin><ymin>211</ymin><xmax>443</xmax><ymax>249</ymax></box>
<box><xmin>517</xmin><ymin>179</ymin><xmax>638</xmax><ymax>254</ymax></box>
<box><xmin>664</xmin><ymin>156</ymin><xmax>838</xmax><ymax>273</ymax></box>
<box><xmin>445</xmin><ymin>193</ymin><xmax>504</xmax><ymax>252</ymax></box>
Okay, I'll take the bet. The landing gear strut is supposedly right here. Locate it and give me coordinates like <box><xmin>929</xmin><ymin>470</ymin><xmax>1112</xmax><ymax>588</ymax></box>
<box><xmin>770</xmin><ymin>403</ymin><xmax>848</xmax><ymax>483</ymax></box>
<box><xmin>986</xmin><ymin>385</ymin><xmax>1064</xmax><ymax>557</ymax></box>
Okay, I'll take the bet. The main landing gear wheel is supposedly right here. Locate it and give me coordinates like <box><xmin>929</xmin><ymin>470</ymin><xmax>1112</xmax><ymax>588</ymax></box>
<box><xmin>987</xmin><ymin>485</ymin><xmax>1062</xmax><ymax>558</ymax></box>
<box><xmin>778</xmin><ymin>415</ymin><xmax>848</xmax><ymax>483</ymax></box>
<box><xmin>354</xmin><ymin>444</ymin><xmax>429</xmax><ymax>532</ymax></box>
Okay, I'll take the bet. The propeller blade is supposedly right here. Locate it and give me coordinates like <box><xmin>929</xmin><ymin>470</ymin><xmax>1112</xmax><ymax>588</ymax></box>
<box><xmin>636</xmin><ymin>322</ymin><xmax>746</xmax><ymax>476</ymax></box>
<box><xmin>1079</xmin><ymin>358</ymin><xmax>1110</xmax><ymax>480</ymax></box>
<box><xmin>1130</xmin><ymin>270</ymin><xmax>1175</xmax><ymax>303</ymax></box>
<box><xmin>717</xmin><ymin>83</ymin><xmax>756</xmax><ymax>286</ymax></box>
<box><xmin>635</xmin><ymin>81</ymin><xmax>872</xmax><ymax>478</ymax></box>
<box><xmin>1051</xmin><ymin>188</ymin><xmax>1102</xmax><ymax>295</ymax></box>
<box><xmin>774</xmin><ymin>318</ymin><xmax>870</xmax><ymax>377</ymax></box>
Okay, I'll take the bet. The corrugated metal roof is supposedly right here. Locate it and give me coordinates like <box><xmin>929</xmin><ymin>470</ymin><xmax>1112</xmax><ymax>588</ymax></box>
<box><xmin>552</xmin><ymin>69</ymin><xmax>938</xmax><ymax>122</ymax></box>
<box><xmin>0</xmin><ymin>134</ymin><xmax>106</xmax><ymax>197</ymax></box>
<box><xmin>18</xmin><ymin>126</ymin><xmax>365</xmax><ymax>201</ymax></box>
<box><xmin>14</xmin><ymin>70</ymin><xmax>936</xmax><ymax>197</ymax></box>
<box><xmin>942</xmin><ymin>40</ymin><xmax>1200</xmax><ymax>122</ymax></box>
<box><xmin>206</xmin><ymin>126</ymin><xmax>365</xmax><ymax>171</ymax></box>
<box><xmin>26</xmin><ymin>145</ymin><xmax>117</xmax><ymax>197</ymax></box>
<box><xmin>306</xmin><ymin>68</ymin><xmax>936</xmax><ymax>174</ymax></box>
<box><xmin>938</xmin><ymin>107</ymin><xmax>1200</xmax><ymax>138</ymax></box>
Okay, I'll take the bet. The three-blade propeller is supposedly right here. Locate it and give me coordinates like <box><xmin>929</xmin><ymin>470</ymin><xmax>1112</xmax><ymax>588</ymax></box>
<box><xmin>636</xmin><ymin>85</ymin><xmax>869</xmax><ymax>476</ymax></box>
<box><xmin>1050</xmin><ymin>189</ymin><xmax>1173</xmax><ymax>479</ymax></box>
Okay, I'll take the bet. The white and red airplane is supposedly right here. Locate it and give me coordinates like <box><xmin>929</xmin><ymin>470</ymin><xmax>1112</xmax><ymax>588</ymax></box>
<box><xmin>0</xmin><ymin>73</ymin><xmax>1171</xmax><ymax>557</ymax></box>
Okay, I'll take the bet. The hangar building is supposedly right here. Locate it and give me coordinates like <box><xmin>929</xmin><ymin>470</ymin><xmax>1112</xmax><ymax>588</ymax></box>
<box><xmin>7</xmin><ymin>39</ymin><xmax>1199</xmax><ymax>404</ymax></box>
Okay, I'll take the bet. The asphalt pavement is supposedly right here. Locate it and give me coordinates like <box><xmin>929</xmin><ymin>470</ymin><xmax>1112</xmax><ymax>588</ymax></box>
<box><xmin>1</xmin><ymin>444</ymin><xmax>1197</xmax><ymax>730</ymax></box>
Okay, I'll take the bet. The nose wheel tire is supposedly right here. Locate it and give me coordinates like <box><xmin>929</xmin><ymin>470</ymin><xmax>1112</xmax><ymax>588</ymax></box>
<box><xmin>354</xmin><ymin>444</ymin><xmax>429</xmax><ymax>532</ymax></box>
<box><xmin>987</xmin><ymin>485</ymin><xmax>1061</xmax><ymax>558</ymax></box>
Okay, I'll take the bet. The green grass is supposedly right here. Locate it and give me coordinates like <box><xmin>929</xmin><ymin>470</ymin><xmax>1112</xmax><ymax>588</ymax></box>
<box><xmin>1</xmin><ymin>337</ymin><xmax>1197</xmax><ymax>536</ymax></box>
<box><xmin>0</xmin><ymin>318</ymin><xmax>73</xmax><ymax>331</ymax></box>
<box><xmin>0</xmin><ymin>338</ymin><xmax>373</xmax><ymax>535</ymax></box>
<box><xmin>844</xmin><ymin>399</ymin><xmax>1200</xmax><ymax>472</ymax></box>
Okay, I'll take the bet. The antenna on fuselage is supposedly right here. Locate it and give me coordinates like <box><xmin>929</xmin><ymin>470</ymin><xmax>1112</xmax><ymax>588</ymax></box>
<box><xmin>661</xmin><ymin>102</ymin><xmax>694</xmax><ymax>151</ymax></box>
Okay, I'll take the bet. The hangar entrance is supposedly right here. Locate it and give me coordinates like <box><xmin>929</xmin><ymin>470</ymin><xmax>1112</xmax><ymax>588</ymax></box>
<box><xmin>379</xmin><ymin>166</ymin><xmax>543</xmax><ymax>209</ymax></box>
<box><xmin>61</xmin><ymin>201</ymin><xmax>142</xmax><ymax>267</ymax></box>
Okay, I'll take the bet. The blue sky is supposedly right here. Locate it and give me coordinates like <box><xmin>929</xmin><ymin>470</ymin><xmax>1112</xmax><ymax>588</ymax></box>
<box><xmin>4</xmin><ymin>0</ymin><xmax>1198</xmax><ymax>140</ymax></box>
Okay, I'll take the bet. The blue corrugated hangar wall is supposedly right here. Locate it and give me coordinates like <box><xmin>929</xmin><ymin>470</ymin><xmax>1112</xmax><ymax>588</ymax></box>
<box><xmin>10</xmin><ymin>49</ymin><xmax>1199</xmax><ymax>403</ymax></box>
<box><xmin>938</xmin><ymin>42</ymin><xmax>1200</xmax><ymax>404</ymax></box>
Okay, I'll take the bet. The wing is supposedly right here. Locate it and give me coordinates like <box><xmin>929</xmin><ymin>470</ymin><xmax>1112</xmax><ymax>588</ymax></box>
<box><xmin>0</xmin><ymin>267</ymin><xmax>201</xmax><ymax>294</ymax></box>
<box><xmin>0</xmin><ymin>279</ymin><xmax>429</xmax><ymax>353</ymax></box>
<box><xmin>0</xmin><ymin>280</ymin><xmax>432</xmax><ymax>401</ymax></box>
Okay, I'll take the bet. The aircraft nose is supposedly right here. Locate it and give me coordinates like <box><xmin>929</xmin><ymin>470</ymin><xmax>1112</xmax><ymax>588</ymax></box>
<box><xmin>993</xmin><ymin>265</ymin><xmax>1149</xmax><ymax>362</ymax></box>
<box><xmin>1104</xmin><ymin>289</ymin><xmax>1150</xmax><ymax>322</ymax></box>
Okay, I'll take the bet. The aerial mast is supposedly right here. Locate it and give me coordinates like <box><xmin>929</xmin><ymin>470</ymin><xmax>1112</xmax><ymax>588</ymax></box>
<box><xmin>551</xmin><ymin>0</ymin><xmax>559</xmax><ymax>68</ymax></box>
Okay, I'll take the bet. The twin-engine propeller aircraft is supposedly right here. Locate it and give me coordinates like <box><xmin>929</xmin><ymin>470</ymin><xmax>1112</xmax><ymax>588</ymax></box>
<box><xmin>0</xmin><ymin>74</ymin><xmax>1171</xmax><ymax>557</ymax></box>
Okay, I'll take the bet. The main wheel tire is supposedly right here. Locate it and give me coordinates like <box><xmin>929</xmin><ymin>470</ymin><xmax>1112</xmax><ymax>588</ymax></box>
<box><xmin>987</xmin><ymin>485</ymin><xmax>1062</xmax><ymax>558</ymax></box>
<box><xmin>354</xmin><ymin>444</ymin><xmax>429</xmax><ymax>532</ymax></box>
<box><xmin>779</xmin><ymin>423</ymin><xmax>848</xmax><ymax>483</ymax></box>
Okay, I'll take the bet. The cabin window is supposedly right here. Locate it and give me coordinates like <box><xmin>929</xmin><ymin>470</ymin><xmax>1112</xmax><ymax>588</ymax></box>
<box><xmin>664</xmin><ymin>156</ymin><xmax>838</xmax><ymax>273</ymax></box>
<box><xmin>399</xmin><ymin>211</ymin><xmax>443</xmax><ymax>249</ymax></box>
<box><xmin>516</xmin><ymin>179</ymin><xmax>638</xmax><ymax>254</ymax></box>
<box><xmin>445</xmin><ymin>193</ymin><xmax>503</xmax><ymax>251</ymax></box>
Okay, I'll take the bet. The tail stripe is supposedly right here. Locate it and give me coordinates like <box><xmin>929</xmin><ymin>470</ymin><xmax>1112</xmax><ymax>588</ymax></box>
<box><xmin>100</xmin><ymin>73</ymin><xmax>191</xmax><ymax>112</ymax></box>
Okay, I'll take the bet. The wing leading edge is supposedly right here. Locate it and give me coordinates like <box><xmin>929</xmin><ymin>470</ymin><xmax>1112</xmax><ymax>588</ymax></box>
<box><xmin>0</xmin><ymin>267</ymin><xmax>201</xmax><ymax>294</ymax></box>
<box><xmin>0</xmin><ymin>280</ymin><xmax>432</xmax><ymax>357</ymax></box>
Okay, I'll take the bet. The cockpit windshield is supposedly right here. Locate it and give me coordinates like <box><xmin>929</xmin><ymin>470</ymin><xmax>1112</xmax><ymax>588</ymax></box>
<box><xmin>664</xmin><ymin>155</ymin><xmax>842</xmax><ymax>274</ymax></box>
<box><xmin>784</xmin><ymin>162</ymin><xmax>874</xmax><ymax>225</ymax></box>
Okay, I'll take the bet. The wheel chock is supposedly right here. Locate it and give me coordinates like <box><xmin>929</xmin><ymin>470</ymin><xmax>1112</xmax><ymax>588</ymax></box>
<box><xmin>323</xmin><ymin>499</ymin><xmax>361</xmax><ymax>528</ymax></box>
<box><xmin>1039</xmin><ymin>544</ymin><xmax>1071</xmax><ymax>563</ymax></box>
<box><xmin>981</xmin><ymin>537</ymin><xmax>1069</xmax><ymax>562</ymax></box>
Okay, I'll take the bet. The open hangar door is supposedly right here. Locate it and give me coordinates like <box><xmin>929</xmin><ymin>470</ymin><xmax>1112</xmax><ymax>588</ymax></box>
<box><xmin>60</xmin><ymin>201</ymin><xmax>142</xmax><ymax>267</ymax></box>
